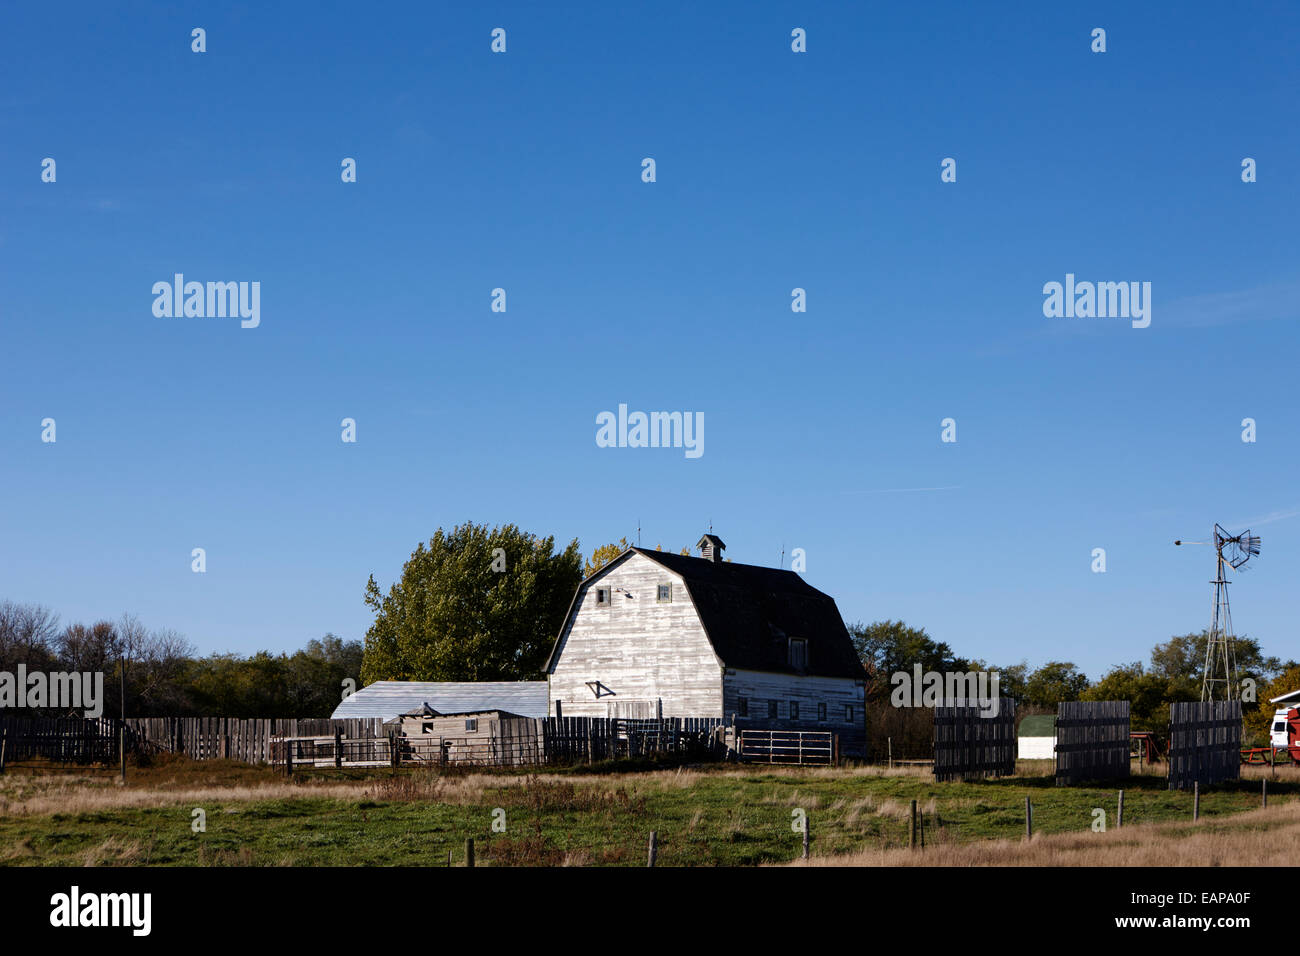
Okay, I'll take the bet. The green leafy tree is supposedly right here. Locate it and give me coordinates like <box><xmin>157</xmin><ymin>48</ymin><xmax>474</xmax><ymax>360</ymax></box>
<box><xmin>360</xmin><ymin>522</ymin><xmax>582</xmax><ymax>684</ymax></box>
<box><xmin>846</xmin><ymin>620</ymin><xmax>972</xmax><ymax>701</ymax></box>
<box><xmin>1023</xmin><ymin>661</ymin><xmax>1090</xmax><ymax>706</ymax></box>
<box><xmin>1081</xmin><ymin>662</ymin><xmax>1173</xmax><ymax>731</ymax></box>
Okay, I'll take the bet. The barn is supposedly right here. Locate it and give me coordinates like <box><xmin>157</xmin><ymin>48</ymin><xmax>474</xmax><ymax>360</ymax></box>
<box><xmin>1017</xmin><ymin>714</ymin><xmax>1056</xmax><ymax>759</ymax></box>
<box><xmin>544</xmin><ymin>534</ymin><xmax>867</xmax><ymax>755</ymax></box>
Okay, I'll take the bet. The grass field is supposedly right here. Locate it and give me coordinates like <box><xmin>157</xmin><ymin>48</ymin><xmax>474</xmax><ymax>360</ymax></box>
<box><xmin>1</xmin><ymin>756</ymin><xmax>1295</xmax><ymax>866</ymax></box>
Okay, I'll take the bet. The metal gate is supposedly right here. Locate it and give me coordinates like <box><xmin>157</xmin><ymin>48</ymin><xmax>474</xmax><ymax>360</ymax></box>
<box><xmin>738</xmin><ymin>729</ymin><xmax>835</xmax><ymax>765</ymax></box>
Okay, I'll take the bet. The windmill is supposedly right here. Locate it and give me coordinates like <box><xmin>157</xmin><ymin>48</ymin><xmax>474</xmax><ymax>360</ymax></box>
<box><xmin>1174</xmin><ymin>525</ymin><xmax>1261</xmax><ymax>701</ymax></box>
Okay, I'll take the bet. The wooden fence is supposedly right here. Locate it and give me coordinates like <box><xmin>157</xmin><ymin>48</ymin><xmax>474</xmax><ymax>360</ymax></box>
<box><xmin>0</xmin><ymin>717</ymin><xmax>120</xmax><ymax>766</ymax></box>
<box><xmin>737</xmin><ymin>729</ymin><xmax>836</xmax><ymax>765</ymax></box>
<box><xmin>126</xmin><ymin>717</ymin><xmax>385</xmax><ymax>764</ymax></box>
<box><xmin>1054</xmin><ymin>701</ymin><xmax>1130</xmax><ymax>786</ymax></box>
<box><xmin>275</xmin><ymin>716</ymin><xmax>727</xmax><ymax>771</ymax></box>
<box><xmin>1168</xmin><ymin>700</ymin><xmax>1242</xmax><ymax>791</ymax></box>
<box><xmin>933</xmin><ymin>703</ymin><xmax>1016</xmax><ymax>781</ymax></box>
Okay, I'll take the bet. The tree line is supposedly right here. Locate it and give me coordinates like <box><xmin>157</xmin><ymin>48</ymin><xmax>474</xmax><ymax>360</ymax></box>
<box><xmin>0</xmin><ymin>600</ymin><xmax>361</xmax><ymax>718</ymax></box>
<box><xmin>851</xmin><ymin>619</ymin><xmax>1300</xmax><ymax>748</ymax></box>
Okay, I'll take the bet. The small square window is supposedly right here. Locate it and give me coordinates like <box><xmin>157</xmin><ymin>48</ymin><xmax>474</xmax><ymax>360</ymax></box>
<box><xmin>657</xmin><ymin>583</ymin><xmax>672</xmax><ymax>603</ymax></box>
<box><xmin>790</xmin><ymin>701</ymin><xmax>800</xmax><ymax>720</ymax></box>
<box><xmin>738</xmin><ymin>697</ymin><xmax>748</xmax><ymax>717</ymax></box>
<box><xmin>595</xmin><ymin>587</ymin><xmax>611</xmax><ymax>607</ymax></box>
<box><xmin>817</xmin><ymin>702</ymin><xmax>827</xmax><ymax>722</ymax></box>
<box><xmin>465</xmin><ymin>718</ymin><xmax>478</xmax><ymax>732</ymax></box>
<box><xmin>768</xmin><ymin>700</ymin><xmax>778</xmax><ymax>719</ymax></box>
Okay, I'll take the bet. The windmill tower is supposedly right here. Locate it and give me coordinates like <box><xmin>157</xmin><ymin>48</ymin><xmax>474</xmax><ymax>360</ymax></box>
<box><xmin>1175</xmin><ymin>524</ymin><xmax>1260</xmax><ymax>702</ymax></box>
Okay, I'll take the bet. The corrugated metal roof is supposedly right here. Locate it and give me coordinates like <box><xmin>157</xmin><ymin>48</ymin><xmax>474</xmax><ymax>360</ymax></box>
<box><xmin>330</xmin><ymin>681</ymin><xmax>550</xmax><ymax>720</ymax></box>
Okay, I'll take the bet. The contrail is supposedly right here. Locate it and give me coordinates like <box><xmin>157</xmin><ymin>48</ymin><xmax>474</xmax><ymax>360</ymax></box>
<box><xmin>845</xmin><ymin>485</ymin><xmax>962</xmax><ymax>495</ymax></box>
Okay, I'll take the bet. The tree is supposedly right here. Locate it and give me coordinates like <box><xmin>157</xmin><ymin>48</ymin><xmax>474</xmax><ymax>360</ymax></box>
<box><xmin>846</xmin><ymin>620</ymin><xmax>972</xmax><ymax>701</ymax></box>
<box><xmin>1023</xmin><ymin>661</ymin><xmax>1090</xmax><ymax>706</ymax></box>
<box><xmin>1081</xmin><ymin>662</ymin><xmax>1172</xmax><ymax>731</ymax></box>
<box><xmin>1151</xmin><ymin>631</ymin><xmax>1280</xmax><ymax>697</ymax></box>
<box><xmin>360</xmin><ymin>522</ymin><xmax>582</xmax><ymax>684</ymax></box>
<box><xmin>584</xmin><ymin>539</ymin><xmax>690</xmax><ymax>577</ymax></box>
<box><xmin>585</xmin><ymin>537</ymin><xmax>630</xmax><ymax>577</ymax></box>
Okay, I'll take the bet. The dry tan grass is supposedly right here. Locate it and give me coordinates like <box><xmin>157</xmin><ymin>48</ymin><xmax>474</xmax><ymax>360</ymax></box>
<box><xmin>788</xmin><ymin>800</ymin><xmax>1300</xmax><ymax>867</ymax></box>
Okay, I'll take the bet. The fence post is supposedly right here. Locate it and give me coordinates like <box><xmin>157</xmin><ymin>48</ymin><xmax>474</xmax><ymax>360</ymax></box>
<box><xmin>286</xmin><ymin>741</ymin><xmax>293</xmax><ymax>777</ymax></box>
<box><xmin>888</xmin><ymin>736</ymin><xmax>893</xmax><ymax>770</ymax></box>
<box><xmin>0</xmin><ymin>729</ymin><xmax>6</xmax><ymax>774</ymax></box>
<box><xmin>1024</xmin><ymin>797</ymin><xmax>1032</xmax><ymax>840</ymax></box>
<box><xmin>390</xmin><ymin>732</ymin><xmax>399</xmax><ymax>772</ymax></box>
<box><xmin>335</xmin><ymin>729</ymin><xmax>343</xmax><ymax>770</ymax></box>
<box><xmin>1193</xmin><ymin>781</ymin><xmax>1199</xmax><ymax>821</ymax></box>
<box><xmin>1262</xmin><ymin>778</ymin><xmax>1267</xmax><ymax>808</ymax></box>
<box><xmin>465</xmin><ymin>838</ymin><xmax>475</xmax><ymax>868</ymax></box>
<box><xmin>1117</xmin><ymin>790</ymin><xmax>1124</xmax><ymax>828</ymax></box>
<box><xmin>909</xmin><ymin>799</ymin><xmax>917</xmax><ymax>850</ymax></box>
<box><xmin>647</xmin><ymin>831</ymin><xmax>658</xmax><ymax>868</ymax></box>
<box><xmin>802</xmin><ymin>816</ymin><xmax>810</xmax><ymax>859</ymax></box>
<box><xmin>120</xmin><ymin>726</ymin><xmax>127</xmax><ymax>784</ymax></box>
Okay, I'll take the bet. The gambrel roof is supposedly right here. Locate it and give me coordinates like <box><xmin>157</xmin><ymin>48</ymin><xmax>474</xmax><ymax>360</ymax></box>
<box><xmin>545</xmin><ymin>548</ymin><xmax>864</xmax><ymax>681</ymax></box>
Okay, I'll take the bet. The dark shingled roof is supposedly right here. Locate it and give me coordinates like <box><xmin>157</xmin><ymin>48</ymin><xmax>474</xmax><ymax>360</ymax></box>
<box><xmin>547</xmin><ymin>548</ymin><xmax>864</xmax><ymax>681</ymax></box>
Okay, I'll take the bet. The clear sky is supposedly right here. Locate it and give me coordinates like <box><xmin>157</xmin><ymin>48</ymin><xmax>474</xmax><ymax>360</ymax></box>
<box><xmin>2</xmin><ymin>2</ymin><xmax>1297</xmax><ymax>679</ymax></box>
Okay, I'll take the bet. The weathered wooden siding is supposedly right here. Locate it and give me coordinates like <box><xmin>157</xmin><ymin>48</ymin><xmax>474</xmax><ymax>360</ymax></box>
<box><xmin>548</xmin><ymin>552</ymin><xmax>724</xmax><ymax>717</ymax></box>
<box><xmin>723</xmin><ymin>668</ymin><xmax>866</xmax><ymax>755</ymax></box>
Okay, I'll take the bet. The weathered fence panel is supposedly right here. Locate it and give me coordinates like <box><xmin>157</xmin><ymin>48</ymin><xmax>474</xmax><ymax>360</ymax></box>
<box><xmin>1054</xmin><ymin>700</ymin><xmax>1130</xmax><ymax>785</ymax></box>
<box><xmin>1168</xmin><ymin>700</ymin><xmax>1241</xmax><ymax>791</ymax></box>
<box><xmin>0</xmin><ymin>717</ymin><xmax>119</xmax><ymax>765</ymax></box>
<box><xmin>933</xmin><ymin>703</ymin><xmax>1016</xmax><ymax>781</ymax></box>
<box><xmin>127</xmin><ymin>717</ymin><xmax>385</xmax><ymax>764</ymax></box>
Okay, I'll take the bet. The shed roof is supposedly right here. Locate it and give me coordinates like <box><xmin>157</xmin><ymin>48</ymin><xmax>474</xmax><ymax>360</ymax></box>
<box><xmin>1018</xmin><ymin>715</ymin><xmax>1057</xmax><ymax>738</ymax></box>
<box><xmin>330</xmin><ymin>681</ymin><xmax>549</xmax><ymax>720</ymax></box>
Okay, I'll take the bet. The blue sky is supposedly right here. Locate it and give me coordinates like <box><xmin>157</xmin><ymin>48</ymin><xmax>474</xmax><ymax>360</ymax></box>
<box><xmin>2</xmin><ymin>2</ymin><xmax>1297</xmax><ymax>679</ymax></box>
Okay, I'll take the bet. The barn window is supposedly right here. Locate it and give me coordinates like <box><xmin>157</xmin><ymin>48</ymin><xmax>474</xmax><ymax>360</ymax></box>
<box><xmin>422</xmin><ymin>721</ymin><xmax>433</xmax><ymax>734</ymax></box>
<box><xmin>788</xmin><ymin>638</ymin><xmax>808</xmax><ymax>669</ymax></box>
<box><xmin>465</xmin><ymin>718</ymin><xmax>478</xmax><ymax>732</ymax></box>
<box><xmin>790</xmin><ymin>701</ymin><xmax>800</xmax><ymax>720</ymax></box>
<box><xmin>844</xmin><ymin>705</ymin><xmax>854</xmax><ymax>723</ymax></box>
<box><xmin>595</xmin><ymin>587</ymin><xmax>611</xmax><ymax>607</ymax></box>
<box><xmin>738</xmin><ymin>697</ymin><xmax>748</xmax><ymax>717</ymax></box>
<box><xmin>818</xmin><ymin>702</ymin><xmax>827</xmax><ymax>722</ymax></box>
<box><xmin>657</xmin><ymin>583</ymin><xmax>672</xmax><ymax>603</ymax></box>
<box><xmin>768</xmin><ymin>700</ymin><xmax>778</xmax><ymax>719</ymax></box>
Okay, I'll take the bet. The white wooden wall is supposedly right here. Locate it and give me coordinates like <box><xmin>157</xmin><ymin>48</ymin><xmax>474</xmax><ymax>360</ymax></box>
<box><xmin>1017</xmin><ymin>736</ymin><xmax>1055</xmax><ymax>759</ymax></box>
<box><xmin>548</xmin><ymin>552</ymin><xmax>724</xmax><ymax>717</ymax></box>
<box><xmin>723</xmin><ymin>668</ymin><xmax>864</xmax><ymax>729</ymax></box>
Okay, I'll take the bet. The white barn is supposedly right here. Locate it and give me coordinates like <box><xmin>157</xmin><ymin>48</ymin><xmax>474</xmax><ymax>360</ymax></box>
<box><xmin>544</xmin><ymin>534</ymin><xmax>867</xmax><ymax>755</ymax></box>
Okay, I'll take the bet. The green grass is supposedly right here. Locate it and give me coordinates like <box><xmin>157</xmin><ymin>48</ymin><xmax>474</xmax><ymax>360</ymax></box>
<box><xmin>1</xmin><ymin>761</ymin><xmax>1293</xmax><ymax>866</ymax></box>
